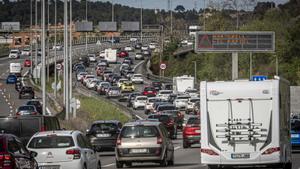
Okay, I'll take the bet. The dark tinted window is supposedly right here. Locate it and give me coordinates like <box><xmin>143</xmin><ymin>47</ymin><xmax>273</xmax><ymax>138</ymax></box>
<box><xmin>0</xmin><ymin>138</ymin><xmax>4</xmax><ymax>152</ymax></box>
<box><xmin>121</xmin><ymin>126</ymin><xmax>159</xmax><ymax>138</ymax></box>
<box><xmin>292</xmin><ymin>120</ymin><xmax>300</xmax><ymax>132</ymax></box>
<box><xmin>18</xmin><ymin>106</ymin><xmax>35</xmax><ymax>111</ymax></box>
<box><xmin>148</xmin><ymin>115</ymin><xmax>172</xmax><ymax>123</ymax></box>
<box><xmin>20</xmin><ymin>119</ymin><xmax>40</xmax><ymax>137</ymax></box>
<box><xmin>91</xmin><ymin>123</ymin><xmax>118</xmax><ymax>133</ymax></box>
<box><xmin>0</xmin><ymin>119</ymin><xmax>20</xmax><ymax>136</ymax></box>
<box><xmin>26</xmin><ymin>101</ymin><xmax>41</xmax><ymax>107</ymax></box>
<box><xmin>28</xmin><ymin>136</ymin><xmax>74</xmax><ymax>149</ymax></box>
<box><xmin>158</xmin><ymin>106</ymin><xmax>176</xmax><ymax>111</ymax></box>
<box><xmin>187</xmin><ymin>117</ymin><xmax>200</xmax><ymax>125</ymax></box>
<box><xmin>144</xmin><ymin>87</ymin><xmax>155</xmax><ymax>91</ymax></box>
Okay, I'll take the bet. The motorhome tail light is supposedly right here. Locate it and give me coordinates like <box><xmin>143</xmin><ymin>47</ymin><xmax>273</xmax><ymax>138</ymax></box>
<box><xmin>66</xmin><ymin>149</ymin><xmax>81</xmax><ymax>159</ymax></box>
<box><xmin>201</xmin><ymin>148</ymin><xmax>219</xmax><ymax>156</ymax></box>
<box><xmin>0</xmin><ymin>154</ymin><xmax>13</xmax><ymax>167</ymax></box>
<box><xmin>262</xmin><ymin>147</ymin><xmax>280</xmax><ymax>155</ymax></box>
<box><xmin>157</xmin><ymin>136</ymin><xmax>163</xmax><ymax>144</ymax></box>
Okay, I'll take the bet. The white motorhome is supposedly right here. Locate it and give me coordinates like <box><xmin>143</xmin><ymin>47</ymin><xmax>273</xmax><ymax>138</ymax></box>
<box><xmin>200</xmin><ymin>77</ymin><xmax>292</xmax><ymax>169</ymax></box>
<box><xmin>173</xmin><ymin>75</ymin><xmax>194</xmax><ymax>94</ymax></box>
<box><xmin>9</xmin><ymin>63</ymin><xmax>22</xmax><ymax>74</ymax></box>
<box><xmin>104</xmin><ymin>48</ymin><xmax>117</xmax><ymax>63</ymax></box>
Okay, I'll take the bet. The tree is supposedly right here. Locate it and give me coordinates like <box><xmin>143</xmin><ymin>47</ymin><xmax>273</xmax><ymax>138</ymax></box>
<box><xmin>175</xmin><ymin>5</ymin><xmax>185</xmax><ymax>13</ymax></box>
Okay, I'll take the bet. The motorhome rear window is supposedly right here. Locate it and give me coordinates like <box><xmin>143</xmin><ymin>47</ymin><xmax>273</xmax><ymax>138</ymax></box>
<box><xmin>20</xmin><ymin>119</ymin><xmax>40</xmax><ymax>137</ymax></box>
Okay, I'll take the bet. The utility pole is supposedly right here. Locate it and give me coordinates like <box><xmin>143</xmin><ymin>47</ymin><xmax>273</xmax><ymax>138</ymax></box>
<box><xmin>193</xmin><ymin>61</ymin><xmax>197</xmax><ymax>85</ymax></box>
<box><xmin>54</xmin><ymin>0</ymin><xmax>57</xmax><ymax>98</ymax></box>
<box><xmin>35</xmin><ymin>0</ymin><xmax>38</xmax><ymax>79</ymax></box>
<box><xmin>47</xmin><ymin>0</ymin><xmax>50</xmax><ymax>82</ymax></box>
<box><xmin>203</xmin><ymin>0</ymin><xmax>206</xmax><ymax>31</ymax></box>
<box><xmin>30</xmin><ymin>0</ymin><xmax>33</xmax><ymax>74</ymax></box>
<box><xmin>70</xmin><ymin>0</ymin><xmax>74</xmax><ymax>118</ymax></box>
<box><xmin>140</xmin><ymin>0</ymin><xmax>143</xmax><ymax>42</ymax></box>
<box><xmin>64</xmin><ymin>0</ymin><xmax>69</xmax><ymax>120</ymax></box>
<box><xmin>85</xmin><ymin>0</ymin><xmax>88</xmax><ymax>51</ymax></box>
<box><xmin>170</xmin><ymin>0</ymin><xmax>173</xmax><ymax>37</ymax></box>
<box><xmin>41</xmin><ymin>0</ymin><xmax>46</xmax><ymax>115</ymax></box>
<box><xmin>111</xmin><ymin>0</ymin><xmax>114</xmax><ymax>46</ymax></box>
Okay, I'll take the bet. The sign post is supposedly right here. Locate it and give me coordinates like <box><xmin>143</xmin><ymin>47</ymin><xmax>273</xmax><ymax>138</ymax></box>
<box><xmin>195</xmin><ymin>31</ymin><xmax>275</xmax><ymax>80</ymax></box>
<box><xmin>160</xmin><ymin>63</ymin><xmax>166</xmax><ymax>77</ymax></box>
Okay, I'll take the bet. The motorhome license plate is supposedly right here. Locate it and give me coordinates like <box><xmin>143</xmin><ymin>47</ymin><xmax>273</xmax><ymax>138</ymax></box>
<box><xmin>231</xmin><ymin>153</ymin><xmax>250</xmax><ymax>159</ymax></box>
<box><xmin>130</xmin><ymin>149</ymin><xmax>147</xmax><ymax>153</ymax></box>
<box><xmin>39</xmin><ymin>165</ymin><xmax>60</xmax><ymax>169</ymax></box>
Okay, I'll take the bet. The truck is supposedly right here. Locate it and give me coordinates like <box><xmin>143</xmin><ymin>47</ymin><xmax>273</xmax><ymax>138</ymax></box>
<box><xmin>173</xmin><ymin>75</ymin><xmax>195</xmax><ymax>94</ymax></box>
<box><xmin>9</xmin><ymin>62</ymin><xmax>22</xmax><ymax>75</ymax></box>
<box><xmin>200</xmin><ymin>76</ymin><xmax>292</xmax><ymax>169</ymax></box>
<box><xmin>105</xmin><ymin>48</ymin><xmax>117</xmax><ymax>63</ymax></box>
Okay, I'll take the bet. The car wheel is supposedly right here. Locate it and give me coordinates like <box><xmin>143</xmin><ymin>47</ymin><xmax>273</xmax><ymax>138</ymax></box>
<box><xmin>116</xmin><ymin>160</ymin><xmax>123</xmax><ymax>168</ymax></box>
<box><xmin>125</xmin><ymin>162</ymin><xmax>132</xmax><ymax>167</ymax></box>
<box><xmin>284</xmin><ymin>162</ymin><xmax>292</xmax><ymax>169</ymax></box>
<box><xmin>97</xmin><ymin>161</ymin><xmax>101</xmax><ymax>169</ymax></box>
<box><xmin>183</xmin><ymin>140</ymin><xmax>189</xmax><ymax>148</ymax></box>
<box><xmin>168</xmin><ymin>151</ymin><xmax>174</xmax><ymax>166</ymax></box>
<box><xmin>19</xmin><ymin>95</ymin><xmax>22</xmax><ymax>99</ymax></box>
<box><xmin>160</xmin><ymin>152</ymin><xmax>168</xmax><ymax>167</ymax></box>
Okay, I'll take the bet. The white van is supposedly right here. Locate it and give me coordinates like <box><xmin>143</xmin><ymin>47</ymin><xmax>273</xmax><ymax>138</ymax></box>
<box><xmin>9</xmin><ymin>49</ymin><xmax>20</xmax><ymax>59</ymax></box>
<box><xmin>9</xmin><ymin>63</ymin><xmax>22</xmax><ymax>74</ymax></box>
<box><xmin>200</xmin><ymin>76</ymin><xmax>292</xmax><ymax>169</ymax></box>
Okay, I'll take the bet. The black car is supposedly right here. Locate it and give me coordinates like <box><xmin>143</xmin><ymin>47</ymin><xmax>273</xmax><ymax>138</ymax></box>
<box><xmin>0</xmin><ymin>134</ymin><xmax>38</xmax><ymax>168</ymax></box>
<box><xmin>26</xmin><ymin>100</ymin><xmax>42</xmax><ymax>114</ymax></box>
<box><xmin>78</xmin><ymin>56</ymin><xmax>90</xmax><ymax>67</ymax></box>
<box><xmin>19</xmin><ymin>86</ymin><xmax>35</xmax><ymax>99</ymax></box>
<box><xmin>15</xmin><ymin>80</ymin><xmax>23</xmax><ymax>91</ymax></box>
<box><xmin>0</xmin><ymin>115</ymin><xmax>60</xmax><ymax>144</ymax></box>
<box><xmin>86</xmin><ymin>120</ymin><xmax>122</xmax><ymax>152</ymax></box>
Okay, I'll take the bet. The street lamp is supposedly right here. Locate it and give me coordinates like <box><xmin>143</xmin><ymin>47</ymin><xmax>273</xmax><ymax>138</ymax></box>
<box><xmin>140</xmin><ymin>0</ymin><xmax>143</xmax><ymax>42</ymax></box>
<box><xmin>41</xmin><ymin>0</ymin><xmax>46</xmax><ymax>115</ymax></box>
<box><xmin>192</xmin><ymin>61</ymin><xmax>197</xmax><ymax>86</ymax></box>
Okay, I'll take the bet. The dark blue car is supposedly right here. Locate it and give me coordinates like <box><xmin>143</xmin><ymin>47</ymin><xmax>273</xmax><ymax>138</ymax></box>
<box><xmin>291</xmin><ymin>119</ymin><xmax>300</xmax><ymax>152</ymax></box>
<box><xmin>6</xmin><ymin>74</ymin><xmax>17</xmax><ymax>84</ymax></box>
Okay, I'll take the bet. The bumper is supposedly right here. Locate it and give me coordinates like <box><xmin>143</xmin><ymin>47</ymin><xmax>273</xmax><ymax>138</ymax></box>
<box><xmin>183</xmin><ymin>135</ymin><xmax>200</xmax><ymax>143</ymax></box>
<box><xmin>37</xmin><ymin>160</ymin><xmax>82</xmax><ymax>169</ymax></box>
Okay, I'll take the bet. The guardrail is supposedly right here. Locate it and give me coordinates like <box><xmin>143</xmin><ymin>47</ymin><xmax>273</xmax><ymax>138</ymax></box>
<box><xmin>143</xmin><ymin>59</ymin><xmax>172</xmax><ymax>83</ymax></box>
<box><xmin>173</xmin><ymin>45</ymin><xmax>194</xmax><ymax>56</ymax></box>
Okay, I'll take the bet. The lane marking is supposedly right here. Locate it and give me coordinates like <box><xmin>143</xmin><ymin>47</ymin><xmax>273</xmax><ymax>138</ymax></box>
<box><xmin>134</xmin><ymin>114</ymin><xmax>143</xmax><ymax>120</ymax></box>
<box><xmin>102</xmin><ymin>163</ymin><xmax>115</xmax><ymax>168</ymax></box>
<box><xmin>46</xmin><ymin>107</ymin><xmax>52</xmax><ymax>115</ymax></box>
<box><xmin>133</xmin><ymin>60</ymin><xmax>145</xmax><ymax>71</ymax></box>
<box><xmin>175</xmin><ymin>146</ymin><xmax>181</xmax><ymax>151</ymax></box>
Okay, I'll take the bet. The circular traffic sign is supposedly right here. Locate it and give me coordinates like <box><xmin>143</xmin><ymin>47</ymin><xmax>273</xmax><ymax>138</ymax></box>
<box><xmin>160</xmin><ymin>63</ymin><xmax>166</xmax><ymax>70</ymax></box>
<box><xmin>56</xmin><ymin>63</ymin><xmax>62</xmax><ymax>70</ymax></box>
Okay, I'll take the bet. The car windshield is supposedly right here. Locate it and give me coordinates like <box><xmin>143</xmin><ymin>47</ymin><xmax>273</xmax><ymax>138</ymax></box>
<box><xmin>187</xmin><ymin>117</ymin><xmax>200</xmax><ymax>125</ymax></box>
<box><xmin>137</xmin><ymin>97</ymin><xmax>147</xmax><ymax>101</ymax></box>
<box><xmin>121</xmin><ymin>126</ymin><xmax>159</xmax><ymax>138</ymax></box>
<box><xmin>18</xmin><ymin>106</ymin><xmax>34</xmax><ymax>111</ymax></box>
<box><xmin>292</xmin><ymin>120</ymin><xmax>300</xmax><ymax>132</ymax></box>
<box><xmin>91</xmin><ymin>123</ymin><xmax>118</xmax><ymax>132</ymax></box>
<box><xmin>28</xmin><ymin>136</ymin><xmax>74</xmax><ymax>149</ymax></box>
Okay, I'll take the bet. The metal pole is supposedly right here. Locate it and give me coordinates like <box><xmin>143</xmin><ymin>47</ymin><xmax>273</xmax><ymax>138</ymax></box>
<box><xmin>41</xmin><ymin>0</ymin><xmax>46</xmax><ymax>115</ymax></box>
<box><xmin>64</xmin><ymin>0</ymin><xmax>69</xmax><ymax>120</ymax></box>
<box><xmin>47</xmin><ymin>0</ymin><xmax>50</xmax><ymax>82</ymax></box>
<box><xmin>30</xmin><ymin>0</ymin><xmax>33</xmax><ymax>74</ymax></box>
<box><xmin>35</xmin><ymin>0</ymin><xmax>38</xmax><ymax>81</ymax></box>
<box><xmin>140</xmin><ymin>0</ymin><xmax>143</xmax><ymax>42</ymax></box>
<box><xmin>203</xmin><ymin>0</ymin><xmax>206</xmax><ymax>31</ymax></box>
<box><xmin>170</xmin><ymin>0</ymin><xmax>173</xmax><ymax>37</ymax></box>
<box><xmin>193</xmin><ymin>61</ymin><xmax>197</xmax><ymax>85</ymax></box>
<box><xmin>276</xmin><ymin>55</ymin><xmax>278</xmax><ymax>76</ymax></box>
<box><xmin>232</xmin><ymin>52</ymin><xmax>238</xmax><ymax>80</ymax></box>
<box><xmin>111</xmin><ymin>0</ymin><xmax>114</xmax><ymax>47</ymax></box>
<box><xmin>54</xmin><ymin>0</ymin><xmax>57</xmax><ymax>98</ymax></box>
<box><xmin>85</xmin><ymin>0</ymin><xmax>88</xmax><ymax>51</ymax></box>
<box><xmin>249</xmin><ymin>52</ymin><xmax>252</xmax><ymax>79</ymax></box>
<box><xmin>70</xmin><ymin>0</ymin><xmax>74</xmax><ymax>118</ymax></box>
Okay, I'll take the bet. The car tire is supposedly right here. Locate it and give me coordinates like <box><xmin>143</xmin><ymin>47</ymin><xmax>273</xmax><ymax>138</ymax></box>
<box><xmin>116</xmin><ymin>160</ymin><xmax>123</xmax><ymax>168</ymax></box>
<box><xmin>168</xmin><ymin>151</ymin><xmax>175</xmax><ymax>166</ymax></box>
<box><xmin>183</xmin><ymin>140</ymin><xmax>189</xmax><ymax>148</ymax></box>
<box><xmin>97</xmin><ymin>161</ymin><xmax>101</xmax><ymax>169</ymax></box>
<box><xmin>125</xmin><ymin>162</ymin><xmax>132</xmax><ymax>167</ymax></box>
<box><xmin>160</xmin><ymin>152</ymin><xmax>168</xmax><ymax>167</ymax></box>
<box><xmin>284</xmin><ymin>162</ymin><xmax>292</xmax><ymax>169</ymax></box>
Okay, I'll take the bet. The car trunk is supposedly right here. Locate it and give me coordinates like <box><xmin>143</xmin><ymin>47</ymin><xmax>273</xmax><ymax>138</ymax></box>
<box><xmin>33</xmin><ymin>148</ymin><xmax>74</xmax><ymax>163</ymax></box>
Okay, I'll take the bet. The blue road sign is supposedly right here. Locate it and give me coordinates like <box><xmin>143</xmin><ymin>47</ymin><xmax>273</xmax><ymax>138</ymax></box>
<box><xmin>251</xmin><ymin>75</ymin><xmax>268</xmax><ymax>81</ymax></box>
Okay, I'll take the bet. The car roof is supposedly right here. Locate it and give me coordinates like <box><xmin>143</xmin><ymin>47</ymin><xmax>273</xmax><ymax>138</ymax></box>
<box><xmin>92</xmin><ymin>120</ymin><xmax>120</xmax><ymax>125</ymax></box>
<box><xmin>33</xmin><ymin>130</ymin><xmax>80</xmax><ymax>137</ymax></box>
<box><xmin>124</xmin><ymin>120</ymin><xmax>161</xmax><ymax>127</ymax></box>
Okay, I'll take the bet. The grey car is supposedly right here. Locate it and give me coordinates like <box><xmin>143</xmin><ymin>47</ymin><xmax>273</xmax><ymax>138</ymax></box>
<box><xmin>115</xmin><ymin>121</ymin><xmax>174</xmax><ymax>168</ymax></box>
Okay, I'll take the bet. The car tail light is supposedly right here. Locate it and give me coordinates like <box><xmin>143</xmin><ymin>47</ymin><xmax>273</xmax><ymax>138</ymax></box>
<box><xmin>31</xmin><ymin>112</ymin><xmax>38</xmax><ymax>115</ymax></box>
<box><xmin>16</xmin><ymin>112</ymin><xmax>21</xmax><ymax>116</ymax></box>
<box><xmin>262</xmin><ymin>147</ymin><xmax>280</xmax><ymax>155</ymax></box>
<box><xmin>116</xmin><ymin>137</ymin><xmax>122</xmax><ymax>145</ymax></box>
<box><xmin>201</xmin><ymin>148</ymin><xmax>219</xmax><ymax>156</ymax></box>
<box><xmin>157</xmin><ymin>136</ymin><xmax>163</xmax><ymax>144</ymax></box>
<box><xmin>66</xmin><ymin>149</ymin><xmax>81</xmax><ymax>159</ymax></box>
<box><xmin>0</xmin><ymin>154</ymin><xmax>13</xmax><ymax>167</ymax></box>
<box><xmin>40</xmin><ymin>126</ymin><xmax>46</xmax><ymax>132</ymax></box>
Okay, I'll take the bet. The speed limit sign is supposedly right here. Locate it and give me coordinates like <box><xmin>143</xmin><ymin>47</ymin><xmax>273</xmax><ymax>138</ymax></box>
<box><xmin>160</xmin><ymin>63</ymin><xmax>166</xmax><ymax>70</ymax></box>
<box><xmin>56</xmin><ymin>63</ymin><xmax>62</xmax><ymax>70</ymax></box>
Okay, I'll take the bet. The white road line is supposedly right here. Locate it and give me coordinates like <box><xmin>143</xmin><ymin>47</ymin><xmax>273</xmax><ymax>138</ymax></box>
<box><xmin>5</xmin><ymin>99</ymin><xmax>8</xmax><ymax>102</ymax></box>
<box><xmin>135</xmin><ymin>114</ymin><xmax>143</xmax><ymax>120</ymax></box>
<box><xmin>133</xmin><ymin>60</ymin><xmax>145</xmax><ymax>71</ymax></box>
<box><xmin>4</xmin><ymin>95</ymin><xmax>6</xmax><ymax>98</ymax></box>
<box><xmin>102</xmin><ymin>163</ymin><xmax>115</xmax><ymax>168</ymax></box>
<box><xmin>46</xmin><ymin>107</ymin><xmax>52</xmax><ymax>115</ymax></box>
<box><xmin>7</xmin><ymin>102</ymin><xmax>10</xmax><ymax>106</ymax></box>
<box><xmin>9</xmin><ymin>106</ymin><xmax>13</xmax><ymax>109</ymax></box>
<box><xmin>175</xmin><ymin>146</ymin><xmax>181</xmax><ymax>151</ymax></box>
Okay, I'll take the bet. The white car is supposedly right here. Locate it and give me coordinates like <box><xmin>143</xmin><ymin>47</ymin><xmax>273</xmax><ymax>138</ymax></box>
<box><xmin>52</xmin><ymin>45</ymin><xmax>63</xmax><ymax>51</ymax></box>
<box><xmin>27</xmin><ymin>130</ymin><xmax>100</xmax><ymax>169</ymax></box>
<box><xmin>21</xmin><ymin>48</ymin><xmax>30</xmax><ymax>56</ymax></box>
<box><xmin>145</xmin><ymin>97</ymin><xmax>161</xmax><ymax>114</ymax></box>
<box><xmin>9</xmin><ymin>49</ymin><xmax>20</xmax><ymax>58</ymax></box>
<box><xmin>187</xmin><ymin>97</ymin><xmax>200</xmax><ymax>112</ymax></box>
<box><xmin>82</xmin><ymin>75</ymin><xmax>95</xmax><ymax>86</ymax></box>
<box><xmin>173</xmin><ymin>95</ymin><xmax>190</xmax><ymax>110</ymax></box>
<box><xmin>157</xmin><ymin>90</ymin><xmax>173</xmax><ymax>101</ymax></box>
<box><xmin>148</xmin><ymin>43</ymin><xmax>156</xmax><ymax>50</ymax></box>
<box><xmin>77</xmin><ymin>72</ymin><xmax>87</xmax><ymax>81</ymax></box>
<box><xmin>135</xmin><ymin>53</ymin><xmax>143</xmax><ymax>60</ymax></box>
<box><xmin>124</xmin><ymin>46</ymin><xmax>133</xmax><ymax>52</ymax></box>
<box><xmin>88</xmin><ymin>54</ymin><xmax>97</xmax><ymax>62</ymax></box>
<box><xmin>130</xmin><ymin>37</ymin><xmax>138</xmax><ymax>42</ymax></box>
<box><xmin>141</xmin><ymin>46</ymin><xmax>149</xmax><ymax>51</ymax></box>
<box><xmin>133</xmin><ymin>96</ymin><xmax>148</xmax><ymax>110</ymax></box>
<box><xmin>185</xmin><ymin>88</ymin><xmax>199</xmax><ymax>97</ymax></box>
<box><xmin>131</xmin><ymin>74</ymin><xmax>143</xmax><ymax>84</ymax></box>
<box><xmin>99</xmin><ymin>51</ymin><xmax>106</xmax><ymax>58</ymax></box>
<box><xmin>86</xmin><ymin>78</ymin><xmax>100</xmax><ymax>89</ymax></box>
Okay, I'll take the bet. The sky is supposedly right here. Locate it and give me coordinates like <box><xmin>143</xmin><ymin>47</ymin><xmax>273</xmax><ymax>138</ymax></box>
<box><xmin>93</xmin><ymin>0</ymin><xmax>289</xmax><ymax>10</ymax></box>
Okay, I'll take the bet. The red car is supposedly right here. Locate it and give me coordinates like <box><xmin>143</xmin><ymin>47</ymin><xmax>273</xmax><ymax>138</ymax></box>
<box><xmin>142</xmin><ymin>86</ymin><xmax>157</xmax><ymax>97</ymax></box>
<box><xmin>117</xmin><ymin>51</ymin><xmax>128</xmax><ymax>58</ymax></box>
<box><xmin>182</xmin><ymin>116</ymin><xmax>200</xmax><ymax>148</ymax></box>
<box><xmin>24</xmin><ymin>59</ymin><xmax>32</xmax><ymax>67</ymax></box>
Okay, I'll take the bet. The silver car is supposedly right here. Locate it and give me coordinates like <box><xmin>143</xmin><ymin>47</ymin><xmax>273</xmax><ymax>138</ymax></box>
<box><xmin>115</xmin><ymin>121</ymin><xmax>174</xmax><ymax>168</ymax></box>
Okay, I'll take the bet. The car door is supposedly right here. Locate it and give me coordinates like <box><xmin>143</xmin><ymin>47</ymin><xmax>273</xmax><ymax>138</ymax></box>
<box><xmin>7</xmin><ymin>137</ymin><xmax>32</xmax><ymax>169</ymax></box>
<box><xmin>78</xmin><ymin>134</ymin><xmax>97</xmax><ymax>169</ymax></box>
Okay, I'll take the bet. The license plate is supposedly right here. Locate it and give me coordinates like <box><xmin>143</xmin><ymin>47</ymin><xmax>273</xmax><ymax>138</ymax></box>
<box><xmin>97</xmin><ymin>134</ymin><xmax>110</xmax><ymax>137</ymax></box>
<box><xmin>292</xmin><ymin>134</ymin><xmax>300</xmax><ymax>138</ymax></box>
<box><xmin>39</xmin><ymin>166</ymin><xmax>60</xmax><ymax>169</ymax></box>
<box><xmin>231</xmin><ymin>153</ymin><xmax>250</xmax><ymax>159</ymax></box>
<box><xmin>130</xmin><ymin>149</ymin><xmax>148</xmax><ymax>153</ymax></box>
<box><xmin>195</xmin><ymin>130</ymin><xmax>201</xmax><ymax>134</ymax></box>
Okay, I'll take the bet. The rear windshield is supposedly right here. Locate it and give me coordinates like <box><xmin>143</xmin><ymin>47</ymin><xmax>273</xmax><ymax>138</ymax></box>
<box><xmin>149</xmin><ymin>98</ymin><xmax>160</xmax><ymax>103</ymax></box>
<box><xmin>91</xmin><ymin>123</ymin><xmax>118</xmax><ymax>132</ymax></box>
<box><xmin>28</xmin><ymin>136</ymin><xmax>74</xmax><ymax>149</ymax></box>
<box><xmin>18</xmin><ymin>106</ymin><xmax>35</xmax><ymax>111</ymax></box>
<box><xmin>26</xmin><ymin>101</ymin><xmax>40</xmax><ymax>106</ymax></box>
<box><xmin>187</xmin><ymin>117</ymin><xmax>200</xmax><ymax>125</ymax></box>
<box><xmin>160</xmin><ymin>91</ymin><xmax>172</xmax><ymax>94</ymax></box>
<box><xmin>148</xmin><ymin>115</ymin><xmax>171</xmax><ymax>123</ymax></box>
<box><xmin>0</xmin><ymin>138</ymin><xmax>4</xmax><ymax>152</ymax></box>
<box><xmin>177</xmin><ymin>96</ymin><xmax>190</xmax><ymax>100</ymax></box>
<box><xmin>134</xmin><ymin>75</ymin><xmax>142</xmax><ymax>78</ymax></box>
<box><xmin>0</xmin><ymin>119</ymin><xmax>20</xmax><ymax>136</ymax></box>
<box><xmin>144</xmin><ymin>87</ymin><xmax>155</xmax><ymax>91</ymax></box>
<box><xmin>121</xmin><ymin>126</ymin><xmax>159</xmax><ymax>138</ymax></box>
<box><xmin>137</xmin><ymin>97</ymin><xmax>147</xmax><ymax>101</ymax></box>
<box><xmin>158</xmin><ymin>106</ymin><xmax>176</xmax><ymax>111</ymax></box>
<box><xmin>292</xmin><ymin>120</ymin><xmax>300</xmax><ymax>132</ymax></box>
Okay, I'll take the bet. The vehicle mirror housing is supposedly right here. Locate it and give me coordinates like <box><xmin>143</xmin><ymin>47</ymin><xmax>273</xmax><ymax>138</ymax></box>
<box><xmin>30</xmin><ymin>151</ymin><xmax>38</xmax><ymax>158</ymax></box>
<box><xmin>86</xmin><ymin>129</ymin><xmax>90</xmax><ymax>133</ymax></box>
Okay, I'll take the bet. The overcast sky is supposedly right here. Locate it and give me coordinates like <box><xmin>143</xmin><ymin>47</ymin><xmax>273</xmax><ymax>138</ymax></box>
<box><xmin>93</xmin><ymin>0</ymin><xmax>289</xmax><ymax>10</ymax></box>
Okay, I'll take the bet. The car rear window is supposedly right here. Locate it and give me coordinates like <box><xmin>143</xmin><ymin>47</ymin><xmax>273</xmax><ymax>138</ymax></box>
<box><xmin>0</xmin><ymin>138</ymin><xmax>5</xmax><ymax>152</ymax></box>
<box><xmin>158</xmin><ymin>106</ymin><xmax>176</xmax><ymax>111</ymax></box>
<box><xmin>187</xmin><ymin>117</ymin><xmax>200</xmax><ymax>125</ymax></box>
<box><xmin>160</xmin><ymin>91</ymin><xmax>172</xmax><ymax>94</ymax></box>
<box><xmin>292</xmin><ymin>120</ymin><xmax>300</xmax><ymax>132</ymax></box>
<box><xmin>91</xmin><ymin>123</ymin><xmax>118</xmax><ymax>132</ymax></box>
<box><xmin>148</xmin><ymin>115</ymin><xmax>171</xmax><ymax>123</ymax></box>
<box><xmin>121</xmin><ymin>126</ymin><xmax>159</xmax><ymax>138</ymax></box>
<box><xmin>28</xmin><ymin>136</ymin><xmax>74</xmax><ymax>149</ymax></box>
<box><xmin>0</xmin><ymin>119</ymin><xmax>20</xmax><ymax>137</ymax></box>
<box><xmin>18</xmin><ymin>106</ymin><xmax>35</xmax><ymax>111</ymax></box>
<box><xmin>144</xmin><ymin>87</ymin><xmax>155</xmax><ymax>91</ymax></box>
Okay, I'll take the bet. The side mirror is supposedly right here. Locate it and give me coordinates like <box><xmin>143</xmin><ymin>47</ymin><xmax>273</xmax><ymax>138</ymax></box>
<box><xmin>30</xmin><ymin>151</ymin><xmax>38</xmax><ymax>158</ymax></box>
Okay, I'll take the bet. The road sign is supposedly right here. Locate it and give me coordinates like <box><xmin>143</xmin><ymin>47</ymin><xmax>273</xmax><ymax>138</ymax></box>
<box><xmin>71</xmin><ymin>98</ymin><xmax>81</xmax><ymax>110</ymax></box>
<box><xmin>160</xmin><ymin>63</ymin><xmax>166</xmax><ymax>70</ymax></box>
<box><xmin>56</xmin><ymin>64</ymin><xmax>62</xmax><ymax>70</ymax></box>
<box><xmin>251</xmin><ymin>75</ymin><xmax>268</xmax><ymax>81</ymax></box>
<box><xmin>195</xmin><ymin>31</ymin><xmax>275</xmax><ymax>53</ymax></box>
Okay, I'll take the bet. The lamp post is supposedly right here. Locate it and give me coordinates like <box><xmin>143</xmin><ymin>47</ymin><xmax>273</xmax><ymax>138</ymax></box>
<box><xmin>54</xmin><ymin>0</ymin><xmax>57</xmax><ymax>98</ymax></box>
<box><xmin>85</xmin><ymin>0</ymin><xmax>88</xmax><ymax>50</ymax></box>
<box><xmin>140</xmin><ymin>0</ymin><xmax>143</xmax><ymax>42</ymax></box>
<box><xmin>64</xmin><ymin>0</ymin><xmax>69</xmax><ymax>120</ymax></box>
<box><xmin>30</xmin><ymin>0</ymin><xmax>33</xmax><ymax>74</ymax></box>
<box><xmin>41</xmin><ymin>0</ymin><xmax>46</xmax><ymax>115</ymax></box>
<box><xmin>192</xmin><ymin>61</ymin><xmax>197</xmax><ymax>86</ymax></box>
<box><xmin>70</xmin><ymin>0</ymin><xmax>74</xmax><ymax>118</ymax></box>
